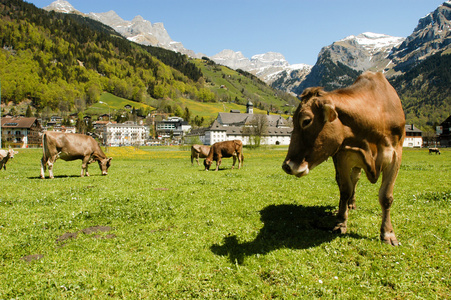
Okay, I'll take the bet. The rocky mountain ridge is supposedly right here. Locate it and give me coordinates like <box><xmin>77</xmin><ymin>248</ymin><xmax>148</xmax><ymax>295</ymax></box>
<box><xmin>43</xmin><ymin>0</ymin><xmax>200</xmax><ymax>57</ymax></box>
<box><xmin>388</xmin><ymin>0</ymin><xmax>451</xmax><ymax>73</ymax></box>
<box><xmin>43</xmin><ymin>0</ymin><xmax>309</xmax><ymax>86</ymax></box>
<box><xmin>43</xmin><ymin>0</ymin><xmax>451</xmax><ymax>96</ymax></box>
<box><xmin>293</xmin><ymin>1</ymin><xmax>451</xmax><ymax>93</ymax></box>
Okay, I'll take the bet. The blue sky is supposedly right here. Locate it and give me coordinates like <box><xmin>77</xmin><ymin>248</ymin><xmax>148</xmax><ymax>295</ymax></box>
<box><xmin>27</xmin><ymin>0</ymin><xmax>445</xmax><ymax>65</ymax></box>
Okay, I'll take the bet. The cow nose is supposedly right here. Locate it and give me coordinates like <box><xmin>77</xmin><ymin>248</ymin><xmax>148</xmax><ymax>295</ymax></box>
<box><xmin>282</xmin><ymin>161</ymin><xmax>292</xmax><ymax>174</ymax></box>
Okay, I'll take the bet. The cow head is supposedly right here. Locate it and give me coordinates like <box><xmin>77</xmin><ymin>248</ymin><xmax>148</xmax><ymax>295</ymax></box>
<box><xmin>282</xmin><ymin>87</ymin><xmax>342</xmax><ymax>177</ymax></box>
<box><xmin>8</xmin><ymin>149</ymin><xmax>18</xmax><ymax>158</ymax></box>
<box><xmin>98</xmin><ymin>157</ymin><xmax>113</xmax><ymax>175</ymax></box>
<box><xmin>203</xmin><ymin>158</ymin><xmax>212</xmax><ymax>171</ymax></box>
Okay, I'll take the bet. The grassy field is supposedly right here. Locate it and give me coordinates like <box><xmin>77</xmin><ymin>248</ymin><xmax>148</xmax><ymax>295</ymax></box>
<box><xmin>84</xmin><ymin>93</ymin><xmax>155</xmax><ymax>116</ymax></box>
<box><xmin>0</xmin><ymin>147</ymin><xmax>450</xmax><ymax>299</ymax></box>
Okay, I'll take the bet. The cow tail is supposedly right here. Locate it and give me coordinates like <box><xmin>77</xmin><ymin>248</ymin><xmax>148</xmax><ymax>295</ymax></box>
<box><xmin>41</xmin><ymin>133</ymin><xmax>47</xmax><ymax>163</ymax></box>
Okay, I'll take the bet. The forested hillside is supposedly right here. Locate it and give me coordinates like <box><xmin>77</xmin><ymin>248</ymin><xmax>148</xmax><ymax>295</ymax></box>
<box><xmin>0</xmin><ymin>0</ymin><xmax>294</xmax><ymax>124</ymax></box>
<box><xmin>390</xmin><ymin>51</ymin><xmax>451</xmax><ymax>129</ymax></box>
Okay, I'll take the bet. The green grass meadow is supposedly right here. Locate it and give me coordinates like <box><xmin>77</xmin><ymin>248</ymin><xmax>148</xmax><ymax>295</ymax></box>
<box><xmin>0</xmin><ymin>147</ymin><xmax>450</xmax><ymax>299</ymax></box>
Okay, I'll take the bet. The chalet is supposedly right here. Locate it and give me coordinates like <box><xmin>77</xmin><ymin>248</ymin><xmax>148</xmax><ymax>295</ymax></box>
<box><xmin>404</xmin><ymin>124</ymin><xmax>423</xmax><ymax>148</ymax></box>
<box><xmin>1</xmin><ymin>116</ymin><xmax>42</xmax><ymax>147</ymax></box>
<box><xmin>437</xmin><ymin>115</ymin><xmax>451</xmax><ymax>147</ymax></box>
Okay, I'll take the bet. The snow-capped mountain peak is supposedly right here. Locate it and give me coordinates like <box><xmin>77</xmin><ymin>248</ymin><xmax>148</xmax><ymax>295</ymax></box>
<box><xmin>340</xmin><ymin>32</ymin><xmax>404</xmax><ymax>52</ymax></box>
<box><xmin>44</xmin><ymin>0</ymin><xmax>78</xmax><ymax>14</ymax></box>
<box><xmin>44</xmin><ymin>0</ymin><xmax>199</xmax><ymax>57</ymax></box>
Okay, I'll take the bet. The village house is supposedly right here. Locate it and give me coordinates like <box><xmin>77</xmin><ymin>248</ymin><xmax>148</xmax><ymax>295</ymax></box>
<box><xmin>437</xmin><ymin>115</ymin><xmax>451</xmax><ymax>147</ymax></box>
<box><xmin>1</xmin><ymin>116</ymin><xmax>42</xmax><ymax>147</ymax></box>
<box><xmin>404</xmin><ymin>124</ymin><xmax>423</xmax><ymax>148</ymax></box>
<box><xmin>155</xmin><ymin>117</ymin><xmax>191</xmax><ymax>139</ymax></box>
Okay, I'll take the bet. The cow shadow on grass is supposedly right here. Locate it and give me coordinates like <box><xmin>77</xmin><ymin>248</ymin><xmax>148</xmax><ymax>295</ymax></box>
<box><xmin>211</xmin><ymin>204</ymin><xmax>365</xmax><ymax>265</ymax></box>
<box><xmin>28</xmin><ymin>175</ymin><xmax>100</xmax><ymax>179</ymax></box>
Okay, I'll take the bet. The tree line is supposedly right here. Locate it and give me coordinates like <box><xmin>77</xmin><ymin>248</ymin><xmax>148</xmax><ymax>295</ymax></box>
<box><xmin>0</xmin><ymin>0</ymin><xmax>204</xmax><ymax>113</ymax></box>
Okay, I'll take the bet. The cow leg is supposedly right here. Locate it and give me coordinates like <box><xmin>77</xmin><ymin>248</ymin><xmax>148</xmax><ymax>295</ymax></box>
<box><xmin>348</xmin><ymin>167</ymin><xmax>362</xmax><ymax>209</ymax></box>
<box><xmin>215</xmin><ymin>158</ymin><xmax>221</xmax><ymax>171</ymax></box>
<box><xmin>378</xmin><ymin>150</ymin><xmax>401</xmax><ymax>246</ymax></box>
<box><xmin>332</xmin><ymin>155</ymin><xmax>355</xmax><ymax>234</ymax></box>
<box><xmin>48</xmin><ymin>160</ymin><xmax>55</xmax><ymax>179</ymax></box>
<box><xmin>231</xmin><ymin>155</ymin><xmax>236</xmax><ymax>169</ymax></box>
<box><xmin>81</xmin><ymin>157</ymin><xmax>90</xmax><ymax>177</ymax></box>
<box><xmin>238</xmin><ymin>153</ymin><xmax>243</xmax><ymax>169</ymax></box>
<box><xmin>40</xmin><ymin>156</ymin><xmax>47</xmax><ymax>179</ymax></box>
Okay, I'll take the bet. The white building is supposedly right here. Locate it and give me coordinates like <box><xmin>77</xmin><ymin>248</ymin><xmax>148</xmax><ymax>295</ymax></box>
<box><xmin>192</xmin><ymin>101</ymin><xmax>292</xmax><ymax>146</ymax></box>
<box><xmin>103</xmin><ymin>121</ymin><xmax>149</xmax><ymax>146</ymax></box>
<box><xmin>403</xmin><ymin>124</ymin><xmax>423</xmax><ymax>148</ymax></box>
<box><xmin>155</xmin><ymin>116</ymin><xmax>191</xmax><ymax>139</ymax></box>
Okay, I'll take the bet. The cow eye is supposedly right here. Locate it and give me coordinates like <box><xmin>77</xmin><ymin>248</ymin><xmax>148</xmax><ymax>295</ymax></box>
<box><xmin>301</xmin><ymin>118</ymin><xmax>312</xmax><ymax>129</ymax></box>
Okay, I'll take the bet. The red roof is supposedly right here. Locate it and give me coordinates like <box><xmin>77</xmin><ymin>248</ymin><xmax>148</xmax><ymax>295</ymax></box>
<box><xmin>1</xmin><ymin>116</ymin><xmax>40</xmax><ymax>129</ymax></box>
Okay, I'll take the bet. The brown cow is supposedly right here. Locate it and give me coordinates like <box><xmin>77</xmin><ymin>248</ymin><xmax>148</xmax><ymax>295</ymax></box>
<box><xmin>40</xmin><ymin>131</ymin><xmax>112</xmax><ymax>179</ymax></box>
<box><xmin>282</xmin><ymin>72</ymin><xmax>405</xmax><ymax>246</ymax></box>
<box><xmin>0</xmin><ymin>149</ymin><xmax>18</xmax><ymax>170</ymax></box>
<box><xmin>204</xmin><ymin>140</ymin><xmax>244</xmax><ymax>171</ymax></box>
<box><xmin>191</xmin><ymin>144</ymin><xmax>210</xmax><ymax>165</ymax></box>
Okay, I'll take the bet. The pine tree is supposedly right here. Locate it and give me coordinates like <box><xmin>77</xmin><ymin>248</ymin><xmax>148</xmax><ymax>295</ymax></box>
<box><xmin>25</xmin><ymin>105</ymin><xmax>33</xmax><ymax>117</ymax></box>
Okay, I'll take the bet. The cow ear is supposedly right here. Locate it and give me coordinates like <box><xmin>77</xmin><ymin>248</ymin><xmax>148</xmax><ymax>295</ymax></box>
<box><xmin>323</xmin><ymin>103</ymin><xmax>338</xmax><ymax>122</ymax></box>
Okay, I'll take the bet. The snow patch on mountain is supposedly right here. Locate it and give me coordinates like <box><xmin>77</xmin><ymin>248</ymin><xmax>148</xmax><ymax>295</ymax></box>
<box><xmin>340</xmin><ymin>32</ymin><xmax>404</xmax><ymax>50</ymax></box>
<box><xmin>210</xmin><ymin>50</ymin><xmax>312</xmax><ymax>83</ymax></box>
<box><xmin>44</xmin><ymin>0</ymin><xmax>79</xmax><ymax>14</ymax></box>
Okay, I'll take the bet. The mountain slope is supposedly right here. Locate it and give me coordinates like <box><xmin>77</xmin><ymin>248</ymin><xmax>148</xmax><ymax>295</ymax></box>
<box><xmin>293</xmin><ymin>32</ymin><xmax>404</xmax><ymax>93</ymax></box>
<box><xmin>390</xmin><ymin>51</ymin><xmax>451</xmax><ymax>128</ymax></box>
<box><xmin>43</xmin><ymin>0</ymin><xmax>199</xmax><ymax>57</ymax></box>
<box><xmin>0</xmin><ymin>0</ymin><xmax>294</xmax><ymax>126</ymax></box>
<box><xmin>388</xmin><ymin>0</ymin><xmax>451</xmax><ymax>73</ymax></box>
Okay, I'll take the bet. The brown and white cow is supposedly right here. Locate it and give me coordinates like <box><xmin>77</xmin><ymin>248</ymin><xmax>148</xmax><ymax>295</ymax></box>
<box><xmin>191</xmin><ymin>144</ymin><xmax>210</xmax><ymax>165</ymax></box>
<box><xmin>282</xmin><ymin>72</ymin><xmax>405</xmax><ymax>246</ymax></box>
<box><xmin>40</xmin><ymin>131</ymin><xmax>112</xmax><ymax>179</ymax></box>
<box><xmin>204</xmin><ymin>140</ymin><xmax>244</xmax><ymax>171</ymax></box>
<box><xmin>0</xmin><ymin>149</ymin><xmax>18</xmax><ymax>170</ymax></box>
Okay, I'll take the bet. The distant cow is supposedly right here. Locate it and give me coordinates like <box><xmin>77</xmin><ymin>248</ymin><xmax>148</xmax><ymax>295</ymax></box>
<box><xmin>0</xmin><ymin>149</ymin><xmax>18</xmax><ymax>170</ymax></box>
<box><xmin>191</xmin><ymin>144</ymin><xmax>210</xmax><ymax>165</ymax></box>
<box><xmin>204</xmin><ymin>140</ymin><xmax>244</xmax><ymax>171</ymax></box>
<box><xmin>429</xmin><ymin>148</ymin><xmax>441</xmax><ymax>155</ymax></box>
<box><xmin>40</xmin><ymin>131</ymin><xmax>112</xmax><ymax>179</ymax></box>
<box><xmin>282</xmin><ymin>72</ymin><xmax>405</xmax><ymax>246</ymax></box>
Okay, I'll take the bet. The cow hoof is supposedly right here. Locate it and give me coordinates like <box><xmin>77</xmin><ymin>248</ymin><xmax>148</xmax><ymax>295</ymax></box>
<box><xmin>332</xmin><ymin>224</ymin><xmax>347</xmax><ymax>234</ymax></box>
<box><xmin>348</xmin><ymin>204</ymin><xmax>357</xmax><ymax>210</ymax></box>
<box><xmin>381</xmin><ymin>233</ymin><xmax>399</xmax><ymax>246</ymax></box>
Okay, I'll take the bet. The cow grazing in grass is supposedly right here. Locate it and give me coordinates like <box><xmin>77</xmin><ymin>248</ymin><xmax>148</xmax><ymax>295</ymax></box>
<box><xmin>0</xmin><ymin>149</ymin><xmax>18</xmax><ymax>170</ymax></box>
<box><xmin>204</xmin><ymin>140</ymin><xmax>244</xmax><ymax>171</ymax></box>
<box><xmin>282</xmin><ymin>72</ymin><xmax>405</xmax><ymax>246</ymax></box>
<box><xmin>191</xmin><ymin>144</ymin><xmax>210</xmax><ymax>165</ymax></box>
<box><xmin>429</xmin><ymin>148</ymin><xmax>441</xmax><ymax>155</ymax></box>
<box><xmin>40</xmin><ymin>131</ymin><xmax>112</xmax><ymax>179</ymax></box>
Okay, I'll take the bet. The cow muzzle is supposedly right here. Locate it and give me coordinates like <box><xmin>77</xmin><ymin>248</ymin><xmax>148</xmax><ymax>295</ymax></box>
<box><xmin>282</xmin><ymin>160</ymin><xmax>309</xmax><ymax>177</ymax></box>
